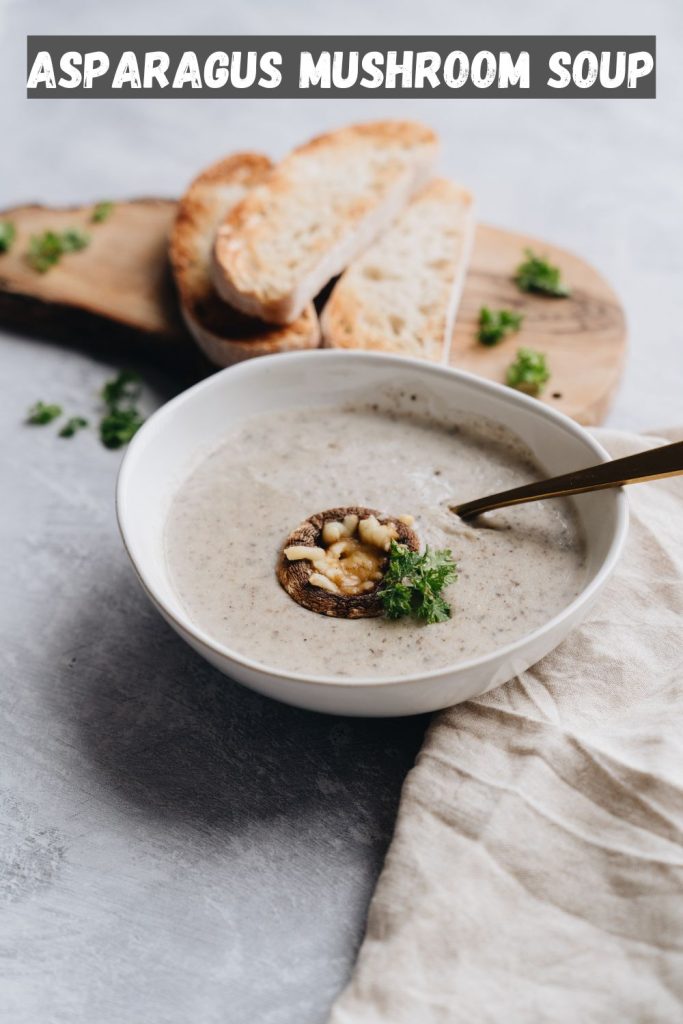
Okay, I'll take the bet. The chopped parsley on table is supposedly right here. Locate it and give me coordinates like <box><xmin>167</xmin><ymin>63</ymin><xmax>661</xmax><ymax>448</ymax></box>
<box><xmin>59</xmin><ymin>416</ymin><xmax>89</xmax><ymax>438</ymax></box>
<box><xmin>99</xmin><ymin>407</ymin><xmax>144</xmax><ymax>449</ymax></box>
<box><xmin>514</xmin><ymin>249</ymin><xmax>570</xmax><ymax>297</ymax></box>
<box><xmin>506</xmin><ymin>348</ymin><xmax>551</xmax><ymax>396</ymax></box>
<box><xmin>477</xmin><ymin>306</ymin><xmax>523</xmax><ymax>346</ymax></box>
<box><xmin>101</xmin><ymin>370</ymin><xmax>142</xmax><ymax>409</ymax></box>
<box><xmin>24</xmin><ymin>371</ymin><xmax>145</xmax><ymax>448</ymax></box>
<box><xmin>26</xmin><ymin>401</ymin><xmax>63</xmax><ymax>425</ymax></box>
<box><xmin>99</xmin><ymin>370</ymin><xmax>145</xmax><ymax>449</ymax></box>
<box><xmin>379</xmin><ymin>541</ymin><xmax>458</xmax><ymax>625</ymax></box>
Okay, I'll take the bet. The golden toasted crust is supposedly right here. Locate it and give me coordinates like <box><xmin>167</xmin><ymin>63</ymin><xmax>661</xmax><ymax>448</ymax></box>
<box><xmin>301</xmin><ymin>120</ymin><xmax>437</xmax><ymax>151</ymax></box>
<box><xmin>212</xmin><ymin>121</ymin><xmax>440</xmax><ymax>324</ymax></box>
<box><xmin>169</xmin><ymin>153</ymin><xmax>320</xmax><ymax>366</ymax></box>
<box><xmin>170</xmin><ymin>154</ymin><xmax>272</xmax><ymax>304</ymax></box>
<box><xmin>277</xmin><ymin>506</ymin><xmax>420</xmax><ymax>619</ymax></box>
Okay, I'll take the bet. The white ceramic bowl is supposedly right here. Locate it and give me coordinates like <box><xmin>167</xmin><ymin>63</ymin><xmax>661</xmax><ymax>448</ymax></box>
<box><xmin>117</xmin><ymin>351</ymin><xmax>628</xmax><ymax>717</ymax></box>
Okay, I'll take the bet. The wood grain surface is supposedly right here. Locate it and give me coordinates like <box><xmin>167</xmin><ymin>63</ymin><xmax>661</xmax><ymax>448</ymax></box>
<box><xmin>0</xmin><ymin>203</ymin><xmax>626</xmax><ymax>425</ymax></box>
<box><xmin>0</xmin><ymin>199</ymin><xmax>188</xmax><ymax>353</ymax></box>
<box><xmin>453</xmin><ymin>224</ymin><xmax>627</xmax><ymax>425</ymax></box>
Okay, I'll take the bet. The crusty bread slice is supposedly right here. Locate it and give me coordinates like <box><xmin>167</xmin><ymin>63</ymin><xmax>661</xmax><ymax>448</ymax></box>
<box><xmin>321</xmin><ymin>179</ymin><xmax>475</xmax><ymax>363</ymax></box>
<box><xmin>170</xmin><ymin>153</ymin><xmax>320</xmax><ymax>366</ymax></box>
<box><xmin>211</xmin><ymin>121</ymin><xmax>439</xmax><ymax>325</ymax></box>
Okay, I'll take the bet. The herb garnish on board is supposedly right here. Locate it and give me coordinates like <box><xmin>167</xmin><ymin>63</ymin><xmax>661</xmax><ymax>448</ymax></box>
<box><xmin>379</xmin><ymin>541</ymin><xmax>458</xmax><ymax>625</ymax></box>
<box><xmin>27</xmin><ymin>228</ymin><xmax>90</xmax><ymax>273</ymax></box>
<box><xmin>515</xmin><ymin>249</ymin><xmax>570</xmax><ymax>297</ymax></box>
<box><xmin>477</xmin><ymin>306</ymin><xmax>523</xmax><ymax>346</ymax></box>
<box><xmin>506</xmin><ymin>348</ymin><xmax>551</xmax><ymax>396</ymax></box>
<box><xmin>0</xmin><ymin>222</ymin><xmax>16</xmax><ymax>253</ymax></box>
<box><xmin>91</xmin><ymin>201</ymin><xmax>114</xmax><ymax>224</ymax></box>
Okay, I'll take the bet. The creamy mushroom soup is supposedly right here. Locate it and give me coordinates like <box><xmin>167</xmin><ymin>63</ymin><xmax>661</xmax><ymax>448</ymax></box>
<box><xmin>164</xmin><ymin>390</ymin><xmax>586</xmax><ymax>679</ymax></box>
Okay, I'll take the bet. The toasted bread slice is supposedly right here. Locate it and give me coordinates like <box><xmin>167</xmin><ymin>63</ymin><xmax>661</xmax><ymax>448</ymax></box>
<box><xmin>0</xmin><ymin>199</ymin><xmax>191</xmax><ymax>359</ymax></box>
<box><xmin>321</xmin><ymin>179</ymin><xmax>475</xmax><ymax>363</ymax></box>
<box><xmin>211</xmin><ymin>121</ymin><xmax>439</xmax><ymax>325</ymax></box>
<box><xmin>170</xmin><ymin>154</ymin><xmax>319</xmax><ymax>366</ymax></box>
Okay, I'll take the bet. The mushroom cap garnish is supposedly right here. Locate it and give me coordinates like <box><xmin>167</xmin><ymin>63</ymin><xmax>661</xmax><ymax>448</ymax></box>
<box><xmin>277</xmin><ymin>506</ymin><xmax>419</xmax><ymax>619</ymax></box>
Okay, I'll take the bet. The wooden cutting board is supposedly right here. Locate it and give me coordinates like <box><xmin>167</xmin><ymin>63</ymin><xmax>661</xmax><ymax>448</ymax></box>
<box><xmin>452</xmin><ymin>224</ymin><xmax>626</xmax><ymax>425</ymax></box>
<box><xmin>0</xmin><ymin>202</ymin><xmax>626</xmax><ymax>425</ymax></box>
<box><xmin>0</xmin><ymin>199</ymin><xmax>188</xmax><ymax>355</ymax></box>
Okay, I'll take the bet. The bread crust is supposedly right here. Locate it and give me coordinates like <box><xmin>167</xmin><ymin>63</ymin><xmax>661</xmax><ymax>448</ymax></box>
<box><xmin>169</xmin><ymin>153</ymin><xmax>320</xmax><ymax>366</ymax></box>
<box><xmin>321</xmin><ymin>178</ymin><xmax>475</xmax><ymax>363</ymax></box>
<box><xmin>211</xmin><ymin>121</ymin><xmax>439</xmax><ymax>324</ymax></box>
<box><xmin>277</xmin><ymin>506</ymin><xmax>419</xmax><ymax>619</ymax></box>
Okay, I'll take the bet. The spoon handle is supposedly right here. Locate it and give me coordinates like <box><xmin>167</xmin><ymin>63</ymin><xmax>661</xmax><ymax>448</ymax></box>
<box><xmin>453</xmin><ymin>439</ymin><xmax>683</xmax><ymax>520</ymax></box>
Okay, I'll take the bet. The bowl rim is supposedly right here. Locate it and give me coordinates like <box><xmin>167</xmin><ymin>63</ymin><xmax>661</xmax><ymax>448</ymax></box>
<box><xmin>116</xmin><ymin>349</ymin><xmax>629</xmax><ymax>689</ymax></box>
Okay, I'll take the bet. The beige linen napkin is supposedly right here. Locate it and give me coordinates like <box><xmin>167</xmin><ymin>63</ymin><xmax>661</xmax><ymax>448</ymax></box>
<box><xmin>329</xmin><ymin>428</ymin><xmax>683</xmax><ymax>1024</ymax></box>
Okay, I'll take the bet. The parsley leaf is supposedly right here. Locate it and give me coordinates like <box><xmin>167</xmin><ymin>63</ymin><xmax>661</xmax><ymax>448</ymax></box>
<box><xmin>515</xmin><ymin>249</ymin><xmax>570</xmax><ymax>297</ymax></box>
<box><xmin>379</xmin><ymin>541</ymin><xmax>458</xmax><ymax>625</ymax></box>
<box><xmin>101</xmin><ymin>370</ymin><xmax>141</xmax><ymax>409</ymax></box>
<box><xmin>506</xmin><ymin>348</ymin><xmax>550</xmax><ymax>396</ymax></box>
<box><xmin>61</xmin><ymin>229</ymin><xmax>89</xmax><ymax>252</ymax></box>
<box><xmin>27</xmin><ymin>228</ymin><xmax>90</xmax><ymax>273</ymax></box>
<box><xmin>99</xmin><ymin>370</ymin><xmax>144</xmax><ymax>449</ymax></box>
<box><xmin>91</xmin><ymin>201</ymin><xmax>114</xmax><ymax>224</ymax></box>
<box><xmin>59</xmin><ymin>416</ymin><xmax>89</xmax><ymax>438</ymax></box>
<box><xmin>25</xmin><ymin>371</ymin><xmax>144</xmax><ymax>447</ymax></box>
<box><xmin>478</xmin><ymin>306</ymin><xmax>523</xmax><ymax>346</ymax></box>
<box><xmin>0</xmin><ymin>222</ymin><xmax>16</xmax><ymax>253</ymax></box>
<box><xmin>27</xmin><ymin>232</ymin><xmax>62</xmax><ymax>273</ymax></box>
<box><xmin>100</xmin><ymin>408</ymin><xmax>144</xmax><ymax>449</ymax></box>
<box><xmin>26</xmin><ymin>401</ymin><xmax>62</xmax><ymax>425</ymax></box>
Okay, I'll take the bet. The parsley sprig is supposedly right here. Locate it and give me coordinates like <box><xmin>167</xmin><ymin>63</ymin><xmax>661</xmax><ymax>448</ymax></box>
<box><xmin>26</xmin><ymin>401</ymin><xmax>63</xmax><ymax>425</ymax></box>
<box><xmin>27</xmin><ymin>228</ymin><xmax>90</xmax><ymax>273</ymax></box>
<box><xmin>101</xmin><ymin>370</ymin><xmax>141</xmax><ymax>409</ymax></box>
<box><xmin>478</xmin><ymin>306</ymin><xmax>523</xmax><ymax>346</ymax></box>
<box><xmin>379</xmin><ymin>541</ymin><xmax>458</xmax><ymax>625</ymax></box>
<box><xmin>99</xmin><ymin>370</ymin><xmax>144</xmax><ymax>449</ymax></box>
<box><xmin>59</xmin><ymin>416</ymin><xmax>89</xmax><ymax>438</ymax></box>
<box><xmin>100</xmin><ymin>408</ymin><xmax>144</xmax><ymax>449</ymax></box>
<box><xmin>91</xmin><ymin>201</ymin><xmax>114</xmax><ymax>224</ymax></box>
<box><xmin>0</xmin><ymin>222</ymin><xmax>16</xmax><ymax>253</ymax></box>
<box><xmin>506</xmin><ymin>348</ymin><xmax>550</xmax><ymax>396</ymax></box>
<box><xmin>515</xmin><ymin>249</ymin><xmax>570</xmax><ymax>297</ymax></box>
<box><xmin>24</xmin><ymin>371</ymin><xmax>144</xmax><ymax>448</ymax></box>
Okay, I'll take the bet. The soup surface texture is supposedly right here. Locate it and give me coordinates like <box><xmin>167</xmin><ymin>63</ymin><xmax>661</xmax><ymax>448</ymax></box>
<box><xmin>165</xmin><ymin>392</ymin><xmax>586</xmax><ymax>680</ymax></box>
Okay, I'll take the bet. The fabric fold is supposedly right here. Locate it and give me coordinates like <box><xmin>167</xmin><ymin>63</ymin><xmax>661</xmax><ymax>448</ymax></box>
<box><xmin>328</xmin><ymin>429</ymin><xmax>683</xmax><ymax>1024</ymax></box>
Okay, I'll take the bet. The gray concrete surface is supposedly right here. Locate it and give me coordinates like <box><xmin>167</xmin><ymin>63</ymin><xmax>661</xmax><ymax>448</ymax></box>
<box><xmin>1</xmin><ymin>1</ymin><xmax>682</xmax><ymax>1022</ymax></box>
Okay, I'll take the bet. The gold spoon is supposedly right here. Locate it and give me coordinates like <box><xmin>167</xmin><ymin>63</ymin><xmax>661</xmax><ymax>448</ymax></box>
<box><xmin>452</xmin><ymin>440</ymin><xmax>683</xmax><ymax>520</ymax></box>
